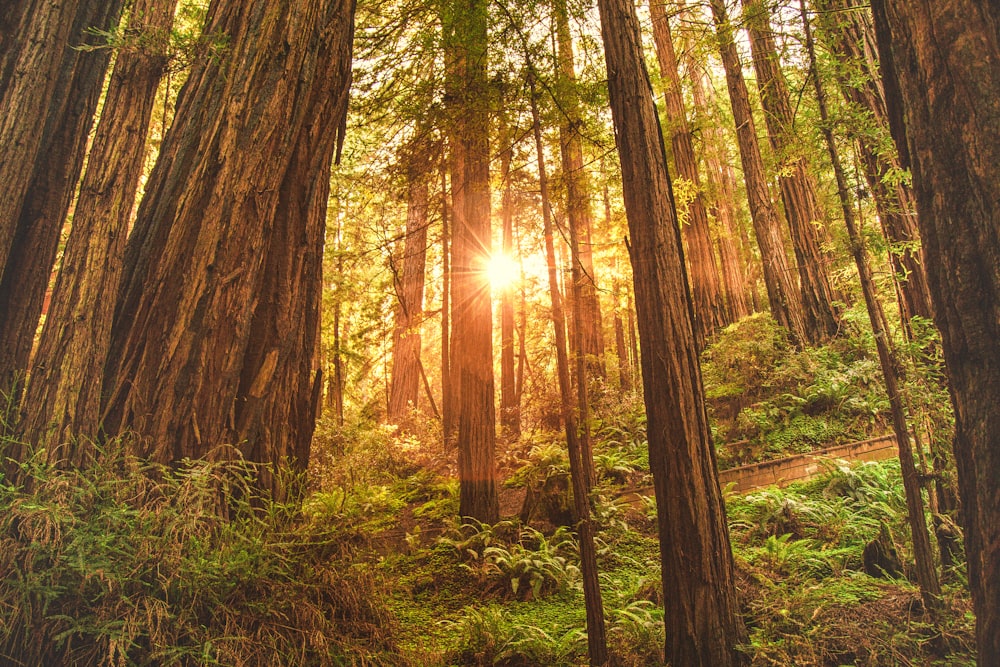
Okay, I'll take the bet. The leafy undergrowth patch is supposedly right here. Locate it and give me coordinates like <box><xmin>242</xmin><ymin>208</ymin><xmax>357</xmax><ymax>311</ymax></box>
<box><xmin>702</xmin><ymin>312</ymin><xmax>892</xmax><ymax>467</ymax></box>
<box><xmin>0</xmin><ymin>437</ymin><xmax>400</xmax><ymax>666</ymax></box>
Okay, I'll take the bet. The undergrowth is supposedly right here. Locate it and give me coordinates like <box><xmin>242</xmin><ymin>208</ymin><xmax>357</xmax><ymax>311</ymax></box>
<box><xmin>702</xmin><ymin>312</ymin><xmax>891</xmax><ymax>466</ymax></box>
<box><xmin>0</xmin><ymin>435</ymin><xmax>398</xmax><ymax>666</ymax></box>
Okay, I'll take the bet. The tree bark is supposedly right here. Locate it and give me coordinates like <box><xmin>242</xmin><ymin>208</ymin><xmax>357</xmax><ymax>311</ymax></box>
<box><xmin>650</xmin><ymin>0</ymin><xmax>725</xmax><ymax>347</ymax></box>
<box><xmin>0</xmin><ymin>0</ymin><xmax>126</xmax><ymax>395</ymax></box>
<box><xmin>531</xmin><ymin>81</ymin><xmax>608</xmax><ymax>667</ymax></box>
<box><xmin>20</xmin><ymin>0</ymin><xmax>177</xmax><ymax>461</ymax></box>
<box><xmin>443</xmin><ymin>0</ymin><xmax>498</xmax><ymax>522</ymax></box>
<box><xmin>499</xmin><ymin>137</ymin><xmax>520</xmax><ymax>438</ymax></box>
<box><xmin>388</xmin><ymin>148</ymin><xmax>432</xmax><ymax>423</ymax></box>
<box><xmin>554</xmin><ymin>0</ymin><xmax>605</xmax><ymax>379</ymax></box>
<box><xmin>742</xmin><ymin>0</ymin><xmax>840</xmax><ymax>343</ymax></box>
<box><xmin>709</xmin><ymin>0</ymin><xmax>806</xmax><ymax>346</ymax></box>
<box><xmin>102</xmin><ymin>0</ymin><xmax>355</xmax><ymax>494</ymax></box>
<box><xmin>686</xmin><ymin>57</ymin><xmax>753</xmax><ymax>323</ymax></box>
<box><xmin>440</xmin><ymin>162</ymin><xmax>455</xmax><ymax>444</ymax></box>
<box><xmin>871</xmin><ymin>1</ymin><xmax>1000</xmax><ymax>658</ymax></box>
<box><xmin>596</xmin><ymin>0</ymin><xmax>748</xmax><ymax>663</ymax></box>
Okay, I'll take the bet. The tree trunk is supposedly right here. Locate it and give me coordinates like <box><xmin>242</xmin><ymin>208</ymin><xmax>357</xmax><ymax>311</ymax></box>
<box><xmin>686</xmin><ymin>58</ymin><xmax>753</xmax><ymax>323</ymax></box>
<box><xmin>650</xmin><ymin>0</ymin><xmax>725</xmax><ymax>347</ymax></box>
<box><xmin>531</xmin><ymin>82</ymin><xmax>608</xmax><ymax>667</ymax></box>
<box><xmin>813</xmin><ymin>0</ymin><xmax>932</xmax><ymax>325</ymax></box>
<box><xmin>608</xmin><ymin>191</ymin><xmax>633</xmax><ymax>393</ymax></box>
<box><xmin>802</xmin><ymin>2</ymin><xmax>941</xmax><ymax>613</ymax></box>
<box><xmin>0</xmin><ymin>0</ymin><xmax>126</xmax><ymax>395</ymax></box>
<box><xmin>102</xmin><ymin>0</ymin><xmax>356</xmax><ymax>495</ymax></box>
<box><xmin>554</xmin><ymin>0</ymin><xmax>605</xmax><ymax>379</ymax></box>
<box><xmin>872</xmin><ymin>1</ymin><xmax>1000</xmax><ymax>658</ymax></box>
<box><xmin>440</xmin><ymin>163</ymin><xmax>454</xmax><ymax>444</ymax></box>
<box><xmin>742</xmin><ymin>0</ymin><xmax>840</xmax><ymax>344</ymax></box>
<box><xmin>499</xmin><ymin>138</ymin><xmax>520</xmax><ymax>438</ymax></box>
<box><xmin>596</xmin><ymin>0</ymin><xmax>748</xmax><ymax>663</ymax></box>
<box><xmin>709</xmin><ymin>0</ymin><xmax>805</xmax><ymax>346</ymax></box>
<box><xmin>20</xmin><ymin>0</ymin><xmax>177</xmax><ymax>462</ymax></box>
<box><xmin>443</xmin><ymin>0</ymin><xmax>498</xmax><ymax>522</ymax></box>
<box><xmin>389</xmin><ymin>148</ymin><xmax>432</xmax><ymax>423</ymax></box>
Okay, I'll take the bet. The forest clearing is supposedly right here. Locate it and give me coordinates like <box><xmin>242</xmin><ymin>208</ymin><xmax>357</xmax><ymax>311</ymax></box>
<box><xmin>0</xmin><ymin>0</ymin><xmax>997</xmax><ymax>665</ymax></box>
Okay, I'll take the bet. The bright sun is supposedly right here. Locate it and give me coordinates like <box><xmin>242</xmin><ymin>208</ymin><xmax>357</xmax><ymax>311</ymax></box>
<box><xmin>485</xmin><ymin>253</ymin><xmax>521</xmax><ymax>290</ymax></box>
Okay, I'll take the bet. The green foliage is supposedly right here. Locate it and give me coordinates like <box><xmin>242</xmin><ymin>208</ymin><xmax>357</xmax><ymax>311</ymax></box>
<box><xmin>0</xmin><ymin>438</ymin><xmax>397</xmax><ymax>666</ymax></box>
<box><xmin>442</xmin><ymin>605</ymin><xmax>586</xmax><ymax>666</ymax></box>
<box><xmin>703</xmin><ymin>312</ymin><xmax>890</xmax><ymax>466</ymax></box>
<box><xmin>437</xmin><ymin>521</ymin><xmax>581</xmax><ymax>601</ymax></box>
<box><xmin>607</xmin><ymin>600</ymin><xmax>664</xmax><ymax>665</ymax></box>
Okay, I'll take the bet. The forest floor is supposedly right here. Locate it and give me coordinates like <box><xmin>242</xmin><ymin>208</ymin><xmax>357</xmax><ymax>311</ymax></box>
<box><xmin>317</xmin><ymin>445</ymin><xmax>976</xmax><ymax>666</ymax></box>
<box><xmin>0</xmin><ymin>312</ymin><xmax>974</xmax><ymax>665</ymax></box>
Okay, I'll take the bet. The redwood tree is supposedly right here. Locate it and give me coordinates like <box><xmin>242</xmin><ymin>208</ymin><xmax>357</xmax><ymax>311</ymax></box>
<box><xmin>388</xmin><ymin>146</ymin><xmax>432</xmax><ymax>423</ymax></box>
<box><xmin>813</xmin><ymin>0</ymin><xmax>932</xmax><ymax>326</ymax></box>
<box><xmin>20</xmin><ymin>0</ymin><xmax>178</xmax><ymax>461</ymax></box>
<box><xmin>554</xmin><ymin>0</ymin><xmax>605</xmax><ymax>377</ymax></box>
<box><xmin>741</xmin><ymin>0</ymin><xmax>840</xmax><ymax>344</ymax></box>
<box><xmin>872</xmin><ymin>1</ymin><xmax>1000</xmax><ymax>659</ymax></box>
<box><xmin>442</xmin><ymin>0</ymin><xmax>499</xmax><ymax>522</ymax></box>
<box><xmin>101</xmin><ymin>0</ymin><xmax>356</xmax><ymax>497</ymax></box>
<box><xmin>596</xmin><ymin>0</ymin><xmax>748</xmax><ymax>662</ymax></box>
<box><xmin>0</xmin><ymin>0</ymin><xmax>126</xmax><ymax>393</ymax></box>
<box><xmin>709</xmin><ymin>0</ymin><xmax>805</xmax><ymax>345</ymax></box>
<box><xmin>650</xmin><ymin>0</ymin><xmax>726</xmax><ymax>346</ymax></box>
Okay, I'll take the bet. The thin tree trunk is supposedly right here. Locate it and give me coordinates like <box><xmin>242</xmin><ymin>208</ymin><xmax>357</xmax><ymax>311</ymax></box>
<box><xmin>102</xmin><ymin>0</ymin><xmax>355</xmax><ymax>495</ymax></box>
<box><xmin>872</xmin><ymin>1</ymin><xmax>1000</xmax><ymax>657</ymax></box>
<box><xmin>709</xmin><ymin>0</ymin><xmax>805</xmax><ymax>346</ymax></box>
<box><xmin>686</xmin><ymin>58</ymin><xmax>752</xmax><ymax>322</ymax></box>
<box><xmin>389</xmin><ymin>148</ymin><xmax>432</xmax><ymax>423</ymax></box>
<box><xmin>531</xmin><ymin>81</ymin><xmax>608</xmax><ymax>667</ymax></box>
<box><xmin>803</xmin><ymin>1</ymin><xmax>941</xmax><ymax>613</ymax></box>
<box><xmin>650</xmin><ymin>0</ymin><xmax>725</xmax><ymax>347</ymax></box>
<box><xmin>0</xmin><ymin>0</ymin><xmax>126</xmax><ymax>395</ymax></box>
<box><xmin>607</xmin><ymin>188</ymin><xmax>633</xmax><ymax>393</ymax></box>
<box><xmin>440</xmin><ymin>162</ymin><xmax>454</xmax><ymax>445</ymax></box>
<box><xmin>499</xmin><ymin>137</ymin><xmax>520</xmax><ymax>438</ymax></box>
<box><xmin>813</xmin><ymin>0</ymin><xmax>932</xmax><ymax>325</ymax></box>
<box><xmin>742</xmin><ymin>0</ymin><xmax>840</xmax><ymax>343</ymax></box>
<box><xmin>554</xmin><ymin>0</ymin><xmax>605</xmax><ymax>379</ymax></box>
<box><xmin>20</xmin><ymin>0</ymin><xmax>178</xmax><ymax>461</ymax></box>
<box><xmin>596</xmin><ymin>0</ymin><xmax>748</xmax><ymax>662</ymax></box>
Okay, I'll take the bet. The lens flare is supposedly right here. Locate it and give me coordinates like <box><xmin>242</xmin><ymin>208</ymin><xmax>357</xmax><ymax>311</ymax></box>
<box><xmin>485</xmin><ymin>253</ymin><xmax>520</xmax><ymax>290</ymax></box>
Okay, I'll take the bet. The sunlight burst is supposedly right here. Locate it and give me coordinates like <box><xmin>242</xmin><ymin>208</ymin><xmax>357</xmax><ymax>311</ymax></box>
<box><xmin>485</xmin><ymin>253</ymin><xmax>521</xmax><ymax>291</ymax></box>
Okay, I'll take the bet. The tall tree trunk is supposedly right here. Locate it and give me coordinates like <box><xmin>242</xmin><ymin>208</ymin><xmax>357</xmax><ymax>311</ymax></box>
<box><xmin>531</xmin><ymin>81</ymin><xmax>608</xmax><ymax>667</ymax></box>
<box><xmin>0</xmin><ymin>0</ymin><xmax>126</xmax><ymax>395</ymax></box>
<box><xmin>650</xmin><ymin>0</ymin><xmax>725</xmax><ymax>347</ymax></box>
<box><xmin>443</xmin><ymin>0</ymin><xmax>498</xmax><ymax>522</ymax></box>
<box><xmin>440</xmin><ymin>163</ymin><xmax>455</xmax><ymax>444</ymax></box>
<box><xmin>812</xmin><ymin>0</ymin><xmax>932</xmax><ymax>326</ymax></box>
<box><xmin>20</xmin><ymin>0</ymin><xmax>177</xmax><ymax>461</ymax></box>
<box><xmin>742</xmin><ymin>0</ymin><xmax>840</xmax><ymax>344</ymax></box>
<box><xmin>499</xmin><ymin>137</ymin><xmax>520</xmax><ymax>438</ymax></box>
<box><xmin>686</xmin><ymin>59</ymin><xmax>753</xmax><ymax>322</ymax></box>
<box><xmin>608</xmin><ymin>190</ymin><xmax>633</xmax><ymax>393</ymax></box>
<box><xmin>872</xmin><ymin>1</ymin><xmax>1000</xmax><ymax>658</ymax></box>
<box><xmin>709</xmin><ymin>0</ymin><xmax>806</xmax><ymax>345</ymax></box>
<box><xmin>389</xmin><ymin>148</ymin><xmax>432</xmax><ymax>423</ymax></box>
<box><xmin>102</xmin><ymin>0</ymin><xmax>355</xmax><ymax>495</ymax></box>
<box><xmin>803</xmin><ymin>2</ymin><xmax>941</xmax><ymax>612</ymax></box>
<box><xmin>596</xmin><ymin>0</ymin><xmax>748</xmax><ymax>663</ymax></box>
<box><xmin>554</xmin><ymin>0</ymin><xmax>605</xmax><ymax>379</ymax></box>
